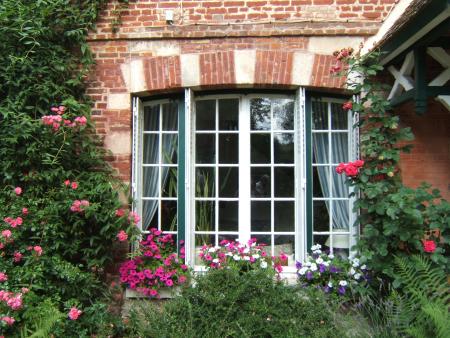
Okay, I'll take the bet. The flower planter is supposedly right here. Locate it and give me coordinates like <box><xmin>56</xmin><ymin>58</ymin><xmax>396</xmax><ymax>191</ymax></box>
<box><xmin>125</xmin><ymin>286</ymin><xmax>180</xmax><ymax>299</ymax></box>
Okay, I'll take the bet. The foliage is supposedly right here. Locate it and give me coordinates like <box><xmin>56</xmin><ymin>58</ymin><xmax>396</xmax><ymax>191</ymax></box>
<box><xmin>125</xmin><ymin>268</ymin><xmax>349</xmax><ymax>338</ymax></box>
<box><xmin>119</xmin><ymin>228</ymin><xmax>190</xmax><ymax>298</ymax></box>
<box><xmin>333</xmin><ymin>48</ymin><xmax>450</xmax><ymax>282</ymax></box>
<box><xmin>198</xmin><ymin>238</ymin><xmax>282</xmax><ymax>275</ymax></box>
<box><xmin>0</xmin><ymin>0</ymin><xmax>136</xmax><ymax>335</ymax></box>
<box><xmin>296</xmin><ymin>244</ymin><xmax>371</xmax><ymax>300</ymax></box>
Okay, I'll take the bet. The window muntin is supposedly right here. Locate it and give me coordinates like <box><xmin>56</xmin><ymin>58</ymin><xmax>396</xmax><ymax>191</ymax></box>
<box><xmin>140</xmin><ymin>101</ymin><xmax>178</xmax><ymax>235</ymax></box>
<box><xmin>311</xmin><ymin>99</ymin><xmax>353</xmax><ymax>257</ymax></box>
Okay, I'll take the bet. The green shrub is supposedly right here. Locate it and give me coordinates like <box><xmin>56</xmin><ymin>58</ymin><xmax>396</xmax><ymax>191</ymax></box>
<box><xmin>126</xmin><ymin>268</ymin><xmax>350</xmax><ymax>338</ymax></box>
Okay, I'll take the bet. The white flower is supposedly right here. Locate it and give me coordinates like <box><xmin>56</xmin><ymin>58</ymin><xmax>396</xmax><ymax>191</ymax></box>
<box><xmin>226</xmin><ymin>252</ymin><xmax>233</xmax><ymax>256</ymax></box>
<box><xmin>243</xmin><ymin>247</ymin><xmax>250</xmax><ymax>254</ymax></box>
<box><xmin>328</xmin><ymin>254</ymin><xmax>335</xmax><ymax>259</ymax></box>
<box><xmin>354</xmin><ymin>273</ymin><xmax>361</xmax><ymax>280</ymax></box>
<box><xmin>352</xmin><ymin>258</ymin><xmax>360</xmax><ymax>267</ymax></box>
<box><xmin>252</xmin><ymin>254</ymin><xmax>260</xmax><ymax>259</ymax></box>
<box><xmin>313</xmin><ymin>249</ymin><xmax>322</xmax><ymax>255</ymax></box>
<box><xmin>361</xmin><ymin>264</ymin><xmax>367</xmax><ymax>270</ymax></box>
<box><xmin>310</xmin><ymin>263</ymin><xmax>318</xmax><ymax>272</ymax></box>
<box><xmin>298</xmin><ymin>267</ymin><xmax>308</xmax><ymax>275</ymax></box>
<box><xmin>233</xmin><ymin>255</ymin><xmax>241</xmax><ymax>261</ymax></box>
<box><xmin>208</xmin><ymin>247</ymin><xmax>217</xmax><ymax>253</ymax></box>
<box><xmin>339</xmin><ymin>280</ymin><xmax>348</xmax><ymax>287</ymax></box>
<box><xmin>327</xmin><ymin>281</ymin><xmax>333</xmax><ymax>288</ymax></box>
<box><xmin>305</xmin><ymin>261</ymin><xmax>312</xmax><ymax>267</ymax></box>
<box><xmin>316</xmin><ymin>257</ymin><xmax>324</xmax><ymax>264</ymax></box>
<box><xmin>322</xmin><ymin>261</ymin><xmax>330</xmax><ymax>267</ymax></box>
<box><xmin>350</xmin><ymin>267</ymin><xmax>356</xmax><ymax>275</ymax></box>
<box><xmin>311</xmin><ymin>244</ymin><xmax>322</xmax><ymax>251</ymax></box>
<box><xmin>260</xmin><ymin>261</ymin><xmax>268</xmax><ymax>269</ymax></box>
<box><xmin>243</xmin><ymin>256</ymin><xmax>250</xmax><ymax>261</ymax></box>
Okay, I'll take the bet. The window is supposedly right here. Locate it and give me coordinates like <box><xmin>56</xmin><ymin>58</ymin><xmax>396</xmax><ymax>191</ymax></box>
<box><xmin>132</xmin><ymin>91</ymin><xmax>357</xmax><ymax>271</ymax></box>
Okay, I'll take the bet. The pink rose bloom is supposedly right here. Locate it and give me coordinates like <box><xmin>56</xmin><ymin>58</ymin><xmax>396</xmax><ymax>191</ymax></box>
<box><xmin>344</xmin><ymin>164</ymin><xmax>359</xmax><ymax>177</ymax></box>
<box><xmin>14</xmin><ymin>251</ymin><xmax>23</xmax><ymax>263</ymax></box>
<box><xmin>335</xmin><ymin>163</ymin><xmax>346</xmax><ymax>174</ymax></box>
<box><xmin>117</xmin><ymin>230</ymin><xmax>128</xmax><ymax>242</ymax></box>
<box><xmin>22</xmin><ymin>208</ymin><xmax>28</xmax><ymax>215</ymax></box>
<box><xmin>128</xmin><ymin>211</ymin><xmax>140</xmax><ymax>225</ymax></box>
<box><xmin>0</xmin><ymin>272</ymin><xmax>8</xmax><ymax>282</ymax></box>
<box><xmin>71</xmin><ymin>182</ymin><xmax>78</xmax><ymax>189</ymax></box>
<box><xmin>80</xmin><ymin>200</ymin><xmax>89</xmax><ymax>207</ymax></box>
<box><xmin>423</xmin><ymin>240</ymin><xmax>436</xmax><ymax>253</ymax></box>
<box><xmin>115</xmin><ymin>208</ymin><xmax>125</xmax><ymax>217</ymax></box>
<box><xmin>353</xmin><ymin>159</ymin><xmax>364</xmax><ymax>168</ymax></box>
<box><xmin>21</xmin><ymin>287</ymin><xmax>29</xmax><ymax>294</ymax></box>
<box><xmin>16</xmin><ymin>217</ymin><xmax>23</xmax><ymax>226</ymax></box>
<box><xmin>51</xmin><ymin>107</ymin><xmax>59</xmax><ymax>113</ymax></box>
<box><xmin>33</xmin><ymin>246</ymin><xmax>43</xmax><ymax>256</ymax></box>
<box><xmin>2</xmin><ymin>230</ymin><xmax>12</xmax><ymax>238</ymax></box>
<box><xmin>1</xmin><ymin>316</ymin><xmax>15</xmax><ymax>326</ymax></box>
<box><xmin>7</xmin><ymin>294</ymin><xmax>22</xmax><ymax>310</ymax></box>
<box><xmin>64</xmin><ymin>179</ymin><xmax>71</xmax><ymax>186</ymax></box>
<box><xmin>14</xmin><ymin>187</ymin><xmax>22</xmax><ymax>195</ymax></box>
<box><xmin>68</xmin><ymin>307</ymin><xmax>82</xmax><ymax>320</ymax></box>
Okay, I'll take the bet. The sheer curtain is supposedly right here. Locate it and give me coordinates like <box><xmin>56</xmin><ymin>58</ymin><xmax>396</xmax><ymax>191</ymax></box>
<box><xmin>312</xmin><ymin>102</ymin><xmax>349</xmax><ymax>230</ymax></box>
<box><xmin>142</xmin><ymin>103</ymin><xmax>178</xmax><ymax>230</ymax></box>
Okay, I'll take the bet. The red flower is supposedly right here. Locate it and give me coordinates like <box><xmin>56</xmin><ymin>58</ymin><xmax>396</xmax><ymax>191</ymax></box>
<box><xmin>342</xmin><ymin>101</ymin><xmax>353</xmax><ymax>110</ymax></box>
<box><xmin>344</xmin><ymin>164</ymin><xmax>358</xmax><ymax>177</ymax></box>
<box><xmin>422</xmin><ymin>240</ymin><xmax>436</xmax><ymax>253</ymax></box>
<box><xmin>353</xmin><ymin>160</ymin><xmax>364</xmax><ymax>168</ymax></box>
<box><xmin>335</xmin><ymin>163</ymin><xmax>346</xmax><ymax>174</ymax></box>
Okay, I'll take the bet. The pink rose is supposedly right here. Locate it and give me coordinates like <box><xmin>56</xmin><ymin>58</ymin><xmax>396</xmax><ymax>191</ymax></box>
<box><xmin>1</xmin><ymin>316</ymin><xmax>15</xmax><ymax>326</ymax></box>
<box><xmin>0</xmin><ymin>272</ymin><xmax>8</xmax><ymax>282</ymax></box>
<box><xmin>423</xmin><ymin>240</ymin><xmax>436</xmax><ymax>253</ymax></box>
<box><xmin>33</xmin><ymin>246</ymin><xmax>43</xmax><ymax>256</ymax></box>
<box><xmin>13</xmin><ymin>251</ymin><xmax>22</xmax><ymax>263</ymax></box>
<box><xmin>342</xmin><ymin>101</ymin><xmax>352</xmax><ymax>110</ymax></box>
<box><xmin>14</xmin><ymin>187</ymin><xmax>22</xmax><ymax>195</ymax></box>
<box><xmin>353</xmin><ymin>159</ymin><xmax>364</xmax><ymax>168</ymax></box>
<box><xmin>64</xmin><ymin>180</ymin><xmax>70</xmax><ymax>186</ymax></box>
<box><xmin>117</xmin><ymin>230</ymin><xmax>128</xmax><ymax>242</ymax></box>
<box><xmin>22</xmin><ymin>208</ymin><xmax>28</xmax><ymax>215</ymax></box>
<box><xmin>115</xmin><ymin>208</ymin><xmax>125</xmax><ymax>217</ymax></box>
<box><xmin>335</xmin><ymin>163</ymin><xmax>345</xmax><ymax>174</ymax></box>
<box><xmin>68</xmin><ymin>307</ymin><xmax>82</xmax><ymax>320</ymax></box>
<box><xmin>344</xmin><ymin>164</ymin><xmax>359</xmax><ymax>177</ymax></box>
<box><xmin>1</xmin><ymin>230</ymin><xmax>12</xmax><ymax>238</ymax></box>
<box><xmin>71</xmin><ymin>182</ymin><xmax>78</xmax><ymax>189</ymax></box>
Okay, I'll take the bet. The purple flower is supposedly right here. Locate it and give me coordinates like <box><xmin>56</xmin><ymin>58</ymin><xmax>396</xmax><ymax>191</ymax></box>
<box><xmin>295</xmin><ymin>261</ymin><xmax>302</xmax><ymax>269</ymax></box>
<box><xmin>338</xmin><ymin>286</ymin><xmax>346</xmax><ymax>295</ymax></box>
<box><xmin>319</xmin><ymin>264</ymin><xmax>326</xmax><ymax>273</ymax></box>
<box><xmin>330</xmin><ymin>265</ymin><xmax>340</xmax><ymax>274</ymax></box>
<box><xmin>323</xmin><ymin>286</ymin><xmax>331</xmax><ymax>293</ymax></box>
<box><xmin>306</xmin><ymin>271</ymin><xmax>314</xmax><ymax>280</ymax></box>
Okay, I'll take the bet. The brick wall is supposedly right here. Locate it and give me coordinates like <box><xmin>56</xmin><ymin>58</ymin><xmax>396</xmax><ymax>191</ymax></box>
<box><xmin>397</xmin><ymin>100</ymin><xmax>450</xmax><ymax>201</ymax></box>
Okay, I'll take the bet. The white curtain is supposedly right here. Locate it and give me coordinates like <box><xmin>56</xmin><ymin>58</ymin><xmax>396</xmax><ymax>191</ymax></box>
<box><xmin>312</xmin><ymin>102</ymin><xmax>349</xmax><ymax>230</ymax></box>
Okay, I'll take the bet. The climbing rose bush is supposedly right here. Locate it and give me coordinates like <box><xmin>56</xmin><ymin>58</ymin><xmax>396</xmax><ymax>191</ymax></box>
<box><xmin>296</xmin><ymin>244</ymin><xmax>370</xmax><ymax>299</ymax></box>
<box><xmin>119</xmin><ymin>228</ymin><xmax>189</xmax><ymax>298</ymax></box>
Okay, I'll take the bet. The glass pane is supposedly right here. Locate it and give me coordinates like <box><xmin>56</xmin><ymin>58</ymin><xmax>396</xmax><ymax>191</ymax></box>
<box><xmin>251</xmin><ymin>134</ymin><xmax>270</xmax><ymax>163</ymax></box>
<box><xmin>161</xmin><ymin>200</ymin><xmax>177</xmax><ymax>232</ymax></box>
<box><xmin>274</xmin><ymin>133</ymin><xmax>294</xmax><ymax>163</ymax></box>
<box><xmin>312</xmin><ymin>133</ymin><xmax>329</xmax><ymax>164</ymax></box>
<box><xmin>196</xmin><ymin>100</ymin><xmax>215</xmax><ymax>130</ymax></box>
<box><xmin>162</xmin><ymin>102</ymin><xmax>178</xmax><ymax>131</ymax></box>
<box><xmin>332</xmin><ymin>168</ymin><xmax>349</xmax><ymax>198</ymax></box>
<box><xmin>196</xmin><ymin>134</ymin><xmax>215</xmax><ymax>164</ymax></box>
<box><xmin>161</xmin><ymin>167</ymin><xmax>177</xmax><ymax>197</ymax></box>
<box><xmin>274</xmin><ymin>235</ymin><xmax>295</xmax><ymax>266</ymax></box>
<box><xmin>195</xmin><ymin>201</ymin><xmax>215</xmax><ymax>232</ymax></box>
<box><xmin>162</xmin><ymin>134</ymin><xmax>177</xmax><ymax>164</ymax></box>
<box><xmin>195</xmin><ymin>167</ymin><xmax>215</xmax><ymax>197</ymax></box>
<box><xmin>251</xmin><ymin>98</ymin><xmax>271</xmax><ymax>130</ymax></box>
<box><xmin>313</xmin><ymin>200</ymin><xmax>329</xmax><ymax>232</ymax></box>
<box><xmin>251</xmin><ymin>201</ymin><xmax>271</xmax><ymax>232</ymax></box>
<box><xmin>274</xmin><ymin>202</ymin><xmax>294</xmax><ymax>232</ymax></box>
<box><xmin>144</xmin><ymin>105</ymin><xmax>159</xmax><ymax>131</ymax></box>
<box><xmin>195</xmin><ymin>234</ymin><xmax>215</xmax><ymax>264</ymax></box>
<box><xmin>331</xmin><ymin>102</ymin><xmax>347</xmax><ymax>130</ymax></box>
<box><xmin>219</xmin><ymin>134</ymin><xmax>238</xmax><ymax>164</ymax></box>
<box><xmin>219</xmin><ymin>201</ymin><xmax>238</xmax><ymax>232</ymax></box>
<box><xmin>143</xmin><ymin>134</ymin><xmax>159</xmax><ymax>164</ymax></box>
<box><xmin>312</xmin><ymin>101</ymin><xmax>328</xmax><ymax>130</ymax></box>
<box><xmin>219</xmin><ymin>99</ymin><xmax>239</xmax><ymax>130</ymax></box>
<box><xmin>313</xmin><ymin>166</ymin><xmax>330</xmax><ymax>198</ymax></box>
<box><xmin>219</xmin><ymin>167</ymin><xmax>238</xmax><ymax>198</ymax></box>
<box><xmin>142</xmin><ymin>167</ymin><xmax>158</xmax><ymax>197</ymax></box>
<box><xmin>332</xmin><ymin>133</ymin><xmax>348</xmax><ymax>163</ymax></box>
<box><xmin>332</xmin><ymin>200</ymin><xmax>349</xmax><ymax>230</ymax></box>
<box><xmin>273</xmin><ymin>99</ymin><xmax>294</xmax><ymax>130</ymax></box>
<box><xmin>218</xmin><ymin>234</ymin><xmax>238</xmax><ymax>244</ymax></box>
<box><xmin>142</xmin><ymin>200</ymin><xmax>158</xmax><ymax>230</ymax></box>
<box><xmin>274</xmin><ymin>167</ymin><xmax>294</xmax><ymax>197</ymax></box>
<box><xmin>251</xmin><ymin>234</ymin><xmax>271</xmax><ymax>255</ymax></box>
<box><xmin>251</xmin><ymin>167</ymin><xmax>271</xmax><ymax>197</ymax></box>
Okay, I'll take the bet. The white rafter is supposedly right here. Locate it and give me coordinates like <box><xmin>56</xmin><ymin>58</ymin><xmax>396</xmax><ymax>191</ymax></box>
<box><xmin>387</xmin><ymin>51</ymin><xmax>415</xmax><ymax>100</ymax></box>
<box><xmin>428</xmin><ymin>47</ymin><xmax>450</xmax><ymax>111</ymax></box>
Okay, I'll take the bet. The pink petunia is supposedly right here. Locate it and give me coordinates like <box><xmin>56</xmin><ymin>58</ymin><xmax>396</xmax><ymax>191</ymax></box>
<box><xmin>117</xmin><ymin>230</ymin><xmax>128</xmax><ymax>242</ymax></box>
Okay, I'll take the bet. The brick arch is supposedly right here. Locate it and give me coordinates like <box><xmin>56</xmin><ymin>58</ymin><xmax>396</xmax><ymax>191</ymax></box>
<box><xmin>118</xmin><ymin>49</ymin><xmax>343</xmax><ymax>96</ymax></box>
